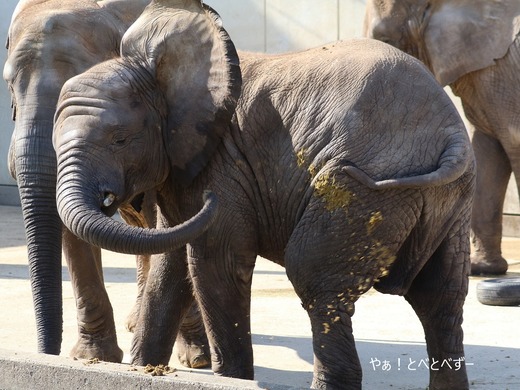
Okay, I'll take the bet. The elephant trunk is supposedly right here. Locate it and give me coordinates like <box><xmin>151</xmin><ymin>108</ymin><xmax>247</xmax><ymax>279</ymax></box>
<box><xmin>56</xmin><ymin>165</ymin><xmax>217</xmax><ymax>255</ymax></box>
<box><xmin>15</xmin><ymin>118</ymin><xmax>63</xmax><ymax>355</ymax></box>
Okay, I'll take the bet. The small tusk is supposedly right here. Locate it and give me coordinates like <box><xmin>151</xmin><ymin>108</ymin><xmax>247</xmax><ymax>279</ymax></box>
<box><xmin>103</xmin><ymin>193</ymin><xmax>116</xmax><ymax>207</ymax></box>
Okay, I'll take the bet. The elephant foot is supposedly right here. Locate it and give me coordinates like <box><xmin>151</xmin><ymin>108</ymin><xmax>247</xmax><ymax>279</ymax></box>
<box><xmin>175</xmin><ymin>337</ymin><xmax>211</xmax><ymax>368</ymax></box>
<box><xmin>70</xmin><ymin>335</ymin><xmax>124</xmax><ymax>363</ymax></box>
<box><xmin>429</xmin><ymin>366</ymin><xmax>469</xmax><ymax>390</ymax></box>
<box><xmin>125</xmin><ymin>305</ymin><xmax>139</xmax><ymax>333</ymax></box>
<box><xmin>175</xmin><ymin>302</ymin><xmax>211</xmax><ymax>368</ymax></box>
<box><xmin>470</xmin><ymin>255</ymin><xmax>508</xmax><ymax>275</ymax></box>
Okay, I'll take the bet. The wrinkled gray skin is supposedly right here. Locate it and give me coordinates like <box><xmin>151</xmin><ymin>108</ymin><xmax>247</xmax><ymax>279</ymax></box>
<box><xmin>364</xmin><ymin>0</ymin><xmax>520</xmax><ymax>275</ymax></box>
<box><xmin>4</xmin><ymin>0</ymin><xmax>210</xmax><ymax>367</ymax></box>
<box><xmin>53</xmin><ymin>0</ymin><xmax>475</xmax><ymax>388</ymax></box>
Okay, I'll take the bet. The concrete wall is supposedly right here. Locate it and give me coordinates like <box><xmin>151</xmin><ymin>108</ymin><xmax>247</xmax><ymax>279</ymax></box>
<box><xmin>204</xmin><ymin>0</ymin><xmax>367</xmax><ymax>53</ymax></box>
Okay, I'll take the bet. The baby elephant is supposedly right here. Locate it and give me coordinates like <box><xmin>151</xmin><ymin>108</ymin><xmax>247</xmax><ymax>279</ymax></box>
<box><xmin>53</xmin><ymin>0</ymin><xmax>475</xmax><ymax>389</ymax></box>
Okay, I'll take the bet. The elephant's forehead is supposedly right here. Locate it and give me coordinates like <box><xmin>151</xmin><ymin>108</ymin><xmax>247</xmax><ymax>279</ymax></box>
<box><xmin>62</xmin><ymin>78</ymin><xmax>143</xmax><ymax>117</ymax></box>
<box><xmin>68</xmin><ymin>72</ymin><xmax>133</xmax><ymax>98</ymax></box>
<box><xmin>57</xmin><ymin>97</ymin><xmax>142</xmax><ymax>137</ymax></box>
<box><xmin>56</xmin><ymin>109</ymin><xmax>133</xmax><ymax>148</ymax></box>
<box><xmin>365</xmin><ymin>0</ymin><xmax>412</xmax><ymax>40</ymax></box>
<box><xmin>95</xmin><ymin>103</ymin><xmax>145</xmax><ymax>131</ymax></box>
<box><xmin>59</xmin><ymin>110</ymin><xmax>117</xmax><ymax>133</ymax></box>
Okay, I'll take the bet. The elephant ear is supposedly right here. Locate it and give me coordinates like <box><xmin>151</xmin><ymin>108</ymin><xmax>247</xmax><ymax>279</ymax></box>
<box><xmin>424</xmin><ymin>0</ymin><xmax>520</xmax><ymax>86</ymax></box>
<box><xmin>121</xmin><ymin>0</ymin><xmax>242</xmax><ymax>186</ymax></box>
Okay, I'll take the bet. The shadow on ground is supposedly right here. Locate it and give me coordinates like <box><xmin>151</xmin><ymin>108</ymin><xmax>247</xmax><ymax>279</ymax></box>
<box><xmin>0</xmin><ymin>264</ymin><xmax>136</xmax><ymax>283</ymax></box>
<box><xmin>250</xmin><ymin>334</ymin><xmax>520</xmax><ymax>389</ymax></box>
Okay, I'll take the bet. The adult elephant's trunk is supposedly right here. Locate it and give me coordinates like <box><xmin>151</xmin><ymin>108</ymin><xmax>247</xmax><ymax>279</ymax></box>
<box><xmin>56</xmin><ymin>170</ymin><xmax>217</xmax><ymax>255</ymax></box>
<box><xmin>14</xmin><ymin>117</ymin><xmax>63</xmax><ymax>355</ymax></box>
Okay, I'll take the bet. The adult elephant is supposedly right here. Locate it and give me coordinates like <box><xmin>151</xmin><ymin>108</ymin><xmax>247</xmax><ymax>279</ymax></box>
<box><xmin>4</xmin><ymin>0</ymin><xmax>210</xmax><ymax>367</ymax></box>
<box><xmin>364</xmin><ymin>0</ymin><xmax>520</xmax><ymax>275</ymax></box>
<box><xmin>53</xmin><ymin>0</ymin><xmax>475</xmax><ymax>388</ymax></box>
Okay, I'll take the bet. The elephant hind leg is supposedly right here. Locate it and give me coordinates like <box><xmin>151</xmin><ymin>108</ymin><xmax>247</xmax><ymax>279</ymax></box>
<box><xmin>175</xmin><ymin>301</ymin><xmax>210</xmax><ymax>368</ymax></box>
<box><xmin>404</xmin><ymin>222</ymin><xmax>470</xmax><ymax>390</ymax></box>
<box><xmin>286</xmin><ymin>266</ymin><xmax>367</xmax><ymax>388</ymax></box>
<box><xmin>307</xmin><ymin>299</ymin><xmax>361</xmax><ymax>389</ymax></box>
<box><xmin>286</xmin><ymin>259</ymin><xmax>363</xmax><ymax>389</ymax></box>
<box><xmin>285</xmin><ymin>193</ymin><xmax>388</xmax><ymax>389</ymax></box>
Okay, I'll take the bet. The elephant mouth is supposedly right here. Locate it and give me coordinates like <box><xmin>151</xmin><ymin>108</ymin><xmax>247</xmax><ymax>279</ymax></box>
<box><xmin>129</xmin><ymin>192</ymin><xmax>145</xmax><ymax>213</ymax></box>
<box><xmin>100</xmin><ymin>191</ymin><xmax>120</xmax><ymax>217</ymax></box>
<box><xmin>100</xmin><ymin>191</ymin><xmax>145</xmax><ymax>218</ymax></box>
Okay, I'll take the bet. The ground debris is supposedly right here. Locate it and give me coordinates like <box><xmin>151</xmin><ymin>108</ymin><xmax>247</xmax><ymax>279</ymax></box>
<box><xmin>143</xmin><ymin>363</ymin><xmax>176</xmax><ymax>376</ymax></box>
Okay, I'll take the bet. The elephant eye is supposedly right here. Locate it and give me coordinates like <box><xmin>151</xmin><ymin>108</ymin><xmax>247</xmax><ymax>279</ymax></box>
<box><xmin>112</xmin><ymin>136</ymin><xmax>127</xmax><ymax>146</ymax></box>
<box><xmin>11</xmin><ymin>97</ymin><xmax>16</xmax><ymax>121</ymax></box>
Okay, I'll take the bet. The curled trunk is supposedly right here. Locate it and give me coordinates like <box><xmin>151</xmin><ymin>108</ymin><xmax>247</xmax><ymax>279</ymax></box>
<box><xmin>56</xmin><ymin>173</ymin><xmax>217</xmax><ymax>255</ymax></box>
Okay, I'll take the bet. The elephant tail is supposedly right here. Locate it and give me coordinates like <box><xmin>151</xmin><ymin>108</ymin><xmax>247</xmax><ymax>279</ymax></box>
<box><xmin>342</xmin><ymin>135</ymin><xmax>475</xmax><ymax>190</ymax></box>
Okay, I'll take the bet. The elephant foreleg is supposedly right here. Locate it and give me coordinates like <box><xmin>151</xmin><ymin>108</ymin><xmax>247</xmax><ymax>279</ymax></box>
<box><xmin>470</xmin><ymin>130</ymin><xmax>510</xmax><ymax>274</ymax></box>
<box><xmin>130</xmin><ymin>248</ymin><xmax>198</xmax><ymax>366</ymax></box>
<box><xmin>125</xmin><ymin>252</ymin><xmax>209</xmax><ymax>368</ymax></box>
<box><xmin>62</xmin><ymin>227</ymin><xmax>123</xmax><ymax>362</ymax></box>
<box><xmin>119</xmin><ymin>197</ymin><xmax>209</xmax><ymax>368</ymax></box>
<box><xmin>188</xmin><ymin>249</ymin><xmax>256</xmax><ymax>379</ymax></box>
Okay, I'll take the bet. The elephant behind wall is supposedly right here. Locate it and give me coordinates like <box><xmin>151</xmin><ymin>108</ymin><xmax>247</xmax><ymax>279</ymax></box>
<box><xmin>52</xmin><ymin>1</ymin><xmax>476</xmax><ymax>388</ymax></box>
<box><xmin>3</xmin><ymin>0</ymin><xmax>211</xmax><ymax>368</ymax></box>
<box><xmin>364</xmin><ymin>0</ymin><xmax>520</xmax><ymax>275</ymax></box>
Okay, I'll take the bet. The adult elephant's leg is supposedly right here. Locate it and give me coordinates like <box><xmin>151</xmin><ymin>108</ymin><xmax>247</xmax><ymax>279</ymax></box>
<box><xmin>470</xmin><ymin>129</ymin><xmax>510</xmax><ymax>274</ymax></box>
<box><xmin>62</xmin><ymin>227</ymin><xmax>123</xmax><ymax>362</ymax></box>
<box><xmin>405</xmin><ymin>219</ymin><xmax>470</xmax><ymax>390</ymax></box>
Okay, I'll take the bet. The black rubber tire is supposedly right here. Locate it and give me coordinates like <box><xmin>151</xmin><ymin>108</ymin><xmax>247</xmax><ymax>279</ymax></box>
<box><xmin>476</xmin><ymin>278</ymin><xmax>520</xmax><ymax>306</ymax></box>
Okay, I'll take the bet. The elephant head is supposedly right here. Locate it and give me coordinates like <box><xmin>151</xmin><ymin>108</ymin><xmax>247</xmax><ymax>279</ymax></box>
<box><xmin>53</xmin><ymin>0</ymin><xmax>242</xmax><ymax>254</ymax></box>
<box><xmin>364</xmin><ymin>0</ymin><xmax>520</xmax><ymax>86</ymax></box>
<box><xmin>3</xmin><ymin>0</ymin><xmax>150</xmax><ymax>355</ymax></box>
